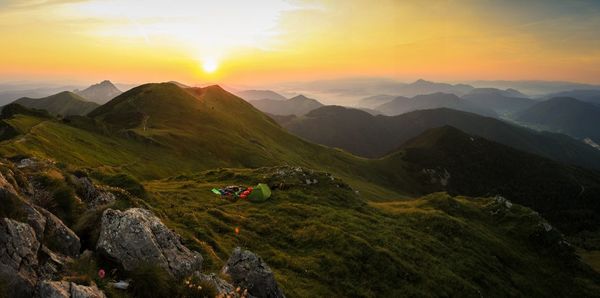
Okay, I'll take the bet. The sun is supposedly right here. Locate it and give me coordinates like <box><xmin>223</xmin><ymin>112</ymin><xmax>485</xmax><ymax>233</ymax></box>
<box><xmin>202</xmin><ymin>58</ymin><xmax>219</xmax><ymax>73</ymax></box>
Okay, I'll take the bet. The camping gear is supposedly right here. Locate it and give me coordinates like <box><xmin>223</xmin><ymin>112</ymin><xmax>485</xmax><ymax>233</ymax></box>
<box><xmin>211</xmin><ymin>183</ymin><xmax>271</xmax><ymax>202</ymax></box>
<box><xmin>247</xmin><ymin>183</ymin><xmax>271</xmax><ymax>202</ymax></box>
<box><xmin>111</xmin><ymin>280</ymin><xmax>130</xmax><ymax>290</ymax></box>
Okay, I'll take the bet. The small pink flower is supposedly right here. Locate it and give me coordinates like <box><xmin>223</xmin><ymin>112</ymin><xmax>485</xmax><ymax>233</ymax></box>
<box><xmin>98</xmin><ymin>269</ymin><xmax>106</xmax><ymax>279</ymax></box>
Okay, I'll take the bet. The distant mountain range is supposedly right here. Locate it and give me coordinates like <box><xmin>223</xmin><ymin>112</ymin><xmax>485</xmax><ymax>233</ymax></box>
<box><xmin>75</xmin><ymin>80</ymin><xmax>122</xmax><ymax>104</ymax></box>
<box><xmin>394</xmin><ymin>79</ymin><xmax>474</xmax><ymax>97</ymax></box>
<box><xmin>12</xmin><ymin>91</ymin><xmax>99</xmax><ymax>116</ymax></box>
<box><xmin>278</xmin><ymin>106</ymin><xmax>600</xmax><ymax>170</ymax></box>
<box><xmin>375</xmin><ymin>92</ymin><xmax>497</xmax><ymax>117</ymax></box>
<box><xmin>516</xmin><ymin>97</ymin><xmax>600</xmax><ymax>142</ymax></box>
<box><xmin>461</xmin><ymin>88</ymin><xmax>535</xmax><ymax>115</ymax></box>
<box><xmin>357</xmin><ymin>94</ymin><xmax>396</xmax><ymax>108</ymax></box>
<box><xmin>542</xmin><ymin>90</ymin><xmax>600</xmax><ymax>105</ymax></box>
<box><xmin>249</xmin><ymin>94</ymin><xmax>324</xmax><ymax>116</ymax></box>
<box><xmin>235</xmin><ymin>89</ymin><xmax>287</xmax><ymax>101</ymax></box>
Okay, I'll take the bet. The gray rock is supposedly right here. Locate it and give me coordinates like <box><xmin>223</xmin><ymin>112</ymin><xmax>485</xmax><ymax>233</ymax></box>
<box><xmin>0</xmin><ymin>218</ymin><xmax>40</xmax><ymax>273</ymax></box>
<box><xmin>196</xmin><ymin>272</ymin><xmax>237</xmax><ymax>297</ymax></box>
<box><xmin>96</xmin><ymin>208</ymin><xmax>202</xmax><ymax>278</ymax></box>
<box><xmin>38</xmin><ymin>245</ymin><xmax>71</xmax><ymax>280</ymax></box>
<box><xmin>36</xmin><ymin>280</ymin><xmax>71</xmax><ymax>298</ymax></box>
<box><xmin>0</xmin><ymin>218</ymin><xmax>40</xmax><ymax>298</ymax></box>
<box><xmin>36</xmin><ymin>280</ymin><xmax>106</xmax><ymax>298</ymax></box>
<box><xmin>35</xmin><ymin>207</ymin><xmax>81</xmax><ymax>257</ymax></box>
<box><xmin>70</xmin><ymin>282</ymin><xmax>106</xmax><ymax>298</ymax></box>
<box><xmin>75</xmin><ymin>177</ymin><xmax>116</xmax><ymax>208</ymax></box>
<box><xmin>222</xmin><ymin>247</ymin><xmax>285</xmax><ymax>298</ymax></box>
<box><xmin>0</xmin><ymin>263</ymin><xmax>36</xmax><ymax>298</ymax></box>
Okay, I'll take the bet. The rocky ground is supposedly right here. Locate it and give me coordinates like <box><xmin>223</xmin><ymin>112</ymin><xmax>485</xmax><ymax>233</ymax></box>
<box><xmin>0</xmin><ymin>157</ymin><xmax>285</xmax><ymax>298</ymax></box>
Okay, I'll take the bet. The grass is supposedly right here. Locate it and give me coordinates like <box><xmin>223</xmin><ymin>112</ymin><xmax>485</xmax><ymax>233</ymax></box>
<box><xmin>143</xmin><ymin>167</ymin><xmax>600</xmax><ymax>297</ymax></box>
<box><xmin>1</xmin><ymin>84</ymin><xmax>600</xmax><ymax>296</ymax></box>
<box><xmin>0</xmin><ymin>84</ymin><xmax>423</xmax><ymax>200</ymax></box>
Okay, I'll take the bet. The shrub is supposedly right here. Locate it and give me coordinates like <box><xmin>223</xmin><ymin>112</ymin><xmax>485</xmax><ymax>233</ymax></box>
<box><xmin>0</xmin><ymin>277</ymin><xmax>7</xmax><ymax>298</ymax></box>
<box><xmin>73</xmin><ymin>207</ymin><xmax>108</xmax><ymax>250</ymax></box>
<box><xmin>177</xmin><ymin>277</ymin><xmax>218</xmax><ymax>298</ymax></box>
<box><xmin>51</xmin><ymin>185</ymin><xmax>80</xmax><ymax>226</ymax></box>
<box><xmin>100</xmin><ymin>173</ymin><xmax>146</xmax><ymax>198</ymax></box>
<box><xmin>0</xmin><ymin>189</ymin><xmax>26</xmax><ymax>222</ymax></box>
<box><xmin>128</xmin><ymin>264</ymin><xmax>174</xmax><ymax>298</ymax></box>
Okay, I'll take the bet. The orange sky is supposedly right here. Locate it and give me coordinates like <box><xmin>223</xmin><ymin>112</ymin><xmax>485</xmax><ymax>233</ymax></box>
<box><xmin>1</xmin><ymin>0</ymin><xmax>599</xmax><ymax>85</ymax></box>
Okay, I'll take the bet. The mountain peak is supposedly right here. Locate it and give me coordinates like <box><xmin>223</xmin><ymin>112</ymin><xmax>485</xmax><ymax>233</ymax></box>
<box><xmin>412</xmin><ymin>79</ymin><xmax>432</xmax><ymax>85</ymax></box>
<box><xmin>76</xmin><ymin>80</ymin><xmax>122</xmax><ymax>104</ymax></box>
<box><xmin>290</xmin><ymin>94</ymin><xmax>309</xmax><ymax>100</ymax></box>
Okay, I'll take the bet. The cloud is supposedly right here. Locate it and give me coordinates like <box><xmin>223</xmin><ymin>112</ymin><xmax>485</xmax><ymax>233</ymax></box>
<box><xmin>0</xmin><ymin>0</ymin><xmax>86</xmax><ymax>10</ymax></box>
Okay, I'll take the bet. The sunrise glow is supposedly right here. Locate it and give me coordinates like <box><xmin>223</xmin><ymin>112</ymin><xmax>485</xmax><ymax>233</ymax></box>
<box><xmin>0</xmin><ymin>1</ymin><xmax>599</xmax><ymax>85</ymax></box>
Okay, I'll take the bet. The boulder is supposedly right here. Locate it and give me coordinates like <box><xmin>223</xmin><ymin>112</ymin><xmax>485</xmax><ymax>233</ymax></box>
<box><xmin>0</xmin><ymin>263</ymin><xmax>36</xmax><ymax>298</ymax></box>
<box><xmin>222</xmin><ymin>247</ymin><xmax>285</xmax><ymax>298</ymax></box>
<box><xmin>196</xmin><ymin>272</ymin><xmax>237</xmax><ymax>297</ymax></box>
<box><xmin>0</xmin><ymin>217</ymin><xmax>40</xmax><ymax>273</ymax></box>
<box><xmin>36</xmin><ymin>207</ymin><xmax>81</xmax><ymax>257</ymax></box>
<box><xmin>0</xmin><ymin>218</ymin><xmax>40</xmax><ymax>298</ymax></box>
<box><xmin>75</xmin><ymin>177</ymin><xmax>115</xmax><ymax>208</ymax></box>
<box><xmin>71</xmin><ymin>282</ymin><xmax>106</xmax><ymax>298</ymax></box>
<box><xmin>96</xmin><ymin>208</ymin><xmax>202</xmax><ymax>278</ymax></box>
<box><xmin>36</xmin><ymin>280</ymin><xmax>106</xmax><ymax>298</ymax></box>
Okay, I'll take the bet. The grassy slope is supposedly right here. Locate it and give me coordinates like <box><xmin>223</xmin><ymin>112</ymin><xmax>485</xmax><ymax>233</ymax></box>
<box><xmin>0</xmin><ymin>83</ymin><xmax>413</xmax><ymax>198</ymax></box>
<box><xmin>281</xmin><ymin>107</ymin><xmax>600</xmax><ymax>170</ymax></box>
<box><xmin>144</xmin><ymin>167</ymin><xmax>600</xmax><ymax>297</ymax></box>
<box><xmin>0</xmin><ymin>84</ymin><xmax>599</xmax><ymax>295</ymax></box>
<box><xmin>13</xmin><ymin>91</ymin><xmax>99</xmax><ymax>116</ymax></box>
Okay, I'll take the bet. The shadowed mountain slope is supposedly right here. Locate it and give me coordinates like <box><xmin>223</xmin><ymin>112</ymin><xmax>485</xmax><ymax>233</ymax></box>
<box><xmin>516</xmin><ymin>97</ymin><xmax>600</xmax><ymax>142</ymax></box>
<box><xmin>279</xmin><ymin>106</ymin><xmax>600</xmax><ymax>170</ymax></box>
<box><xmin>249</xmin><ymin>94</ymin><xmax>324</xmax><ymax>116</ymax></box>
<box><xmin>12</xmin><ymin>91</ymin><xmax>99</xmax><ymax>116</ymax></box>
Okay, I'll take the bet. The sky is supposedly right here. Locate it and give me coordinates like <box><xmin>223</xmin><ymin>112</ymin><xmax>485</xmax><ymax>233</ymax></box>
<box><xmin>1</xmin><ymin>0</ymin><xmax>600</xmax><ymax>86</ymax></box>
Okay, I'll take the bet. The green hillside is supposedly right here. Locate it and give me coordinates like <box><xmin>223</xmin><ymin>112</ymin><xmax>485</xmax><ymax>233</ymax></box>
<box><xmin>0</xmin><ymin>83</ymin><xmax>414</xmax><ymax>196</ymax></box>
<box><xmin>279</xmin><ymin>106</ymin><xmax>600</xmax><ymax>170</ymax></box>
<box><xmin>12</xmin><ymin>91</ymin><xmax>100</xmax><ymax>116</ymax></box>
<box><xmin>384</xmin><ymin>126</ymin><xmax>600</xmax><ymax>236</ymax></box>
<box><xmin>516</xmin><ymin>97</ymin><xmax>600</xmax><ymax>143</ymax></box>
<box><xmin>1</xmin><ymin>83</ymin><xmax>600</xmax><ymax>296</ymax></box>
<box><xmin>144</xmin><ymin>167</ymin><xmax>600</xmax><ymax>297</ymax></box>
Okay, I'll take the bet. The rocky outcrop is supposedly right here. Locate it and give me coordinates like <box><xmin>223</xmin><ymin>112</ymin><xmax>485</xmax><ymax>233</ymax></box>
<box><xmin>74</xmin><ymin>177</ymin><xmax>115</xmax><ymax>208</ymax></box>
<box><xmin>196</xmin><ymin>272</ymin><xmax>237</xmax><ymax>297</ymax></box>
<box><xmin>35</xmin><ymin>207</ymin><xmax>80</xmax><ymax>257</ymax></box>
<box><xmin>0</xmin><ymin>218</ymin><xmax>40</xmax><ymax>274</ymax></box>
<box><xmin>36</xmin><ymin>280</ymin><xmax>106</xmax><ymax>298</ymax></box>
<box><xmin>222</xmin><ymin>247</ymin><xmax>285</xmax><ymax>298</ymax></box>
<box><xmin>0</xmin><ymin>218</ymin><xmax>40</xmax><ymax>298</ymax></box>
<box><xmin>96</xmin><ymin>208</ymin><xmax>202</xmax><ymax>278</ymax></box>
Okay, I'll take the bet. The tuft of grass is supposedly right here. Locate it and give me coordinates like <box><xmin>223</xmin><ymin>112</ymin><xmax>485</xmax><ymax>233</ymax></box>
<box><xmin>0</xmin><ymin>189</ymin><xmax>27</xmax><ymax>222</ymax></box>
<box><xmin>128</xmin><ymin>263</ymin><xmax>175</xmax><ymax>298</ymax></box>
<box><xmin>178</xmin><ymin>275</ymin><xmax>218</xmax><ymax>298</ymax></box>
<box><xmin>93</xmin><ymin>173</ymin><xmax>146</xmax><ymax>198</ymax></box>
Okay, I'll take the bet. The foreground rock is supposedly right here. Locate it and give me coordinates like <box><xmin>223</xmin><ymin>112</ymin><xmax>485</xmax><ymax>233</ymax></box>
<box><xmin>96</xmin><ymin>208</ymin><xmax>202</xmax><ymax>278</ymax></box>
<box><xmin>74</xmin><ymin>176</ymin><xmax>116</xmax><ymax>208</ymax></box>
<box><xmin>222</xmin><ymin>247</ymin><xmax>285</xmax><ymax>298</ymax></box>
<box><xmin>36</xmin><ymin>207</ymin><xmax>81</xmax><ymax>257</ymax></box>
<box><xmin>0</xmin><ymin>218</ymin><xmax>40</xmax><ymax>298</ymax></box>
<box><xmin>196</xmin><ymin>272</ymin><xmax>237</xmax><ymax>297</ymax></box>
<box><xmin>36</xmin><ymin>280</ymin><xmax>106</xmax><ymax>298</ymax></box>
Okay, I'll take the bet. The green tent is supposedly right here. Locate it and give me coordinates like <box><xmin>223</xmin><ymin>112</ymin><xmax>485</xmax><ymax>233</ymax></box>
<box><xmin>247</xmin><ymin>183</ymin><xmax>271</xmax><ymax>202</ymax></box>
